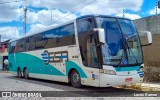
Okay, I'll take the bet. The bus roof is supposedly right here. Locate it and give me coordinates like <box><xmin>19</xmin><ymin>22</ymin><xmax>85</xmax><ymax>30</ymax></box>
<box><xmin>76</xmin><ymin>14</ymin><xmax>131</xmax><ymax>20</ymax></box>
<box><xmin>9</xmin><ymin>14</ymin><xmax>131</xmax><ymax>43</ymax></box>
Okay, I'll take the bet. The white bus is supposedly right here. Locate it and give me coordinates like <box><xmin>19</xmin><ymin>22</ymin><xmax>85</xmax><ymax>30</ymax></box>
<box><xmin>8</xmin><ymin>15</ymin><xmax>152</xmax><ymax>88</ymax></box>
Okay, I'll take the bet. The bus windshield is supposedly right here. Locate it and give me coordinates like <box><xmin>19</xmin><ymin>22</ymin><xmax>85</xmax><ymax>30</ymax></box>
<box><xmin>96</xmin><ymin>17</ymin><xmax>143</xmax><ymax>66</ymax></box>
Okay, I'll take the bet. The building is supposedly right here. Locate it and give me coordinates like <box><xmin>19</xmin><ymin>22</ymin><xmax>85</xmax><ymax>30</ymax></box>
<box><xmin>133</xmin><ymin>14</ymin><xmax>160</xmax><ymax>67</ymax></box>
<box><xmin>0</xmin><ymin>40</ymin><xmax>10</xmax><ymax>71</ymax></box>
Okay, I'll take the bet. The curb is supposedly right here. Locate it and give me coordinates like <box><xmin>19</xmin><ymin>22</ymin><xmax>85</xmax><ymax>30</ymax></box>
<box><xmin>119</xmin><ymin>83</ymin><xmax>160</xmax><ymax>91</ymax></box>
<box><xmin>0</xmin><ymin>71</ymin><xmax>9</xmax><ymax>73</ymax></box>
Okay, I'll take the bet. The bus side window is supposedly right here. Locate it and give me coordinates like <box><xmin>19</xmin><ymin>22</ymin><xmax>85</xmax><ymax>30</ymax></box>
<box><xmin>43</xmin><ymin>23</ymin><xmax>75</xmax><ymax>49</ymax></box>
<box><xmin>15</xmin><ymin>39</ymin><xmax>24</xmax><ymax>52</ymax></box>
<box><xmin>24</xmin><ymin>38</ymin><xmax>30</xmax><ymax>51</ymax></box>
<box><xmin>34</xmin><ymin>33</ymin><xmax>45</xmax><ymax>49</ymax></box>
<box><xmin>10</xmin><ymin>42</ymin><xmax>16</xmax><ymax>53</ymax></box>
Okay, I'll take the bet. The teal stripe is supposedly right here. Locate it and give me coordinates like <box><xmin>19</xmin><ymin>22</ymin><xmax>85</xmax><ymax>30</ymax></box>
<box><xmin>66</xmin><ymin>61</ymin><xmax>87</xmax><ymax>78</ymax></box>
<box><xmin>9</xmin><ymin>53</ymin><xmax>88</xmax><ymax>79</ymax></box>
<box><xmin>115</xmin><ymin>66</ymin><xmax>140</xmax><ymax>72</ymax></box>
<box><xmin>9</xmin><ymin>53</ymin><xmax>65</xmax><ymax>76</ymax></box>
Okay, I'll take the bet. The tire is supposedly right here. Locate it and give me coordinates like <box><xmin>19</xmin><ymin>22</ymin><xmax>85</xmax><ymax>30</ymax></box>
<box><xmin>17</xmin><ymin>68</ymin><xmax>22</xmax><ymax>78</ymax></box>
<box><xmin>24</xmin><ymin>68</ymin><xmax>29</xmax><ymax>79</ymax></box>
<box><xmin>70</xmin><ymin>69</ymin><xmax>81</xmax><ymax>88</ymax></box>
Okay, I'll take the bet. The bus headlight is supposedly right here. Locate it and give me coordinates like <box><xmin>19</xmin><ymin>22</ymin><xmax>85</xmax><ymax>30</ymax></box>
<box><xmin>100</xmin><ymin>69</ymin><xmax>116</xmax><ymax>75</ymax></box>
<box><xmin>139</xmin><ymin>66</ymin><xmax>144</xmax><ymax>72</ymax></box>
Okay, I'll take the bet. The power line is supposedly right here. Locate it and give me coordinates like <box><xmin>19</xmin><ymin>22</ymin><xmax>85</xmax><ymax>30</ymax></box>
<box><xmin>48</xmin><ymin>0</ymin><xmax>97</xmax><ymax>25</ymax></box>
<box><xmin>0</xmin><ymin>0</ymin><xmax>23</xmax><ymax>5</ymax></box>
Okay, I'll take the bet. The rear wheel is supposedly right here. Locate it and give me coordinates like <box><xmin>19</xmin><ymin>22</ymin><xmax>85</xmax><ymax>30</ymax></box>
<box><xmin>17</xmin><ymin>68</ymin><xmax>22</xmax><ymax>78</ymax></box>
<box><xmin>70</xmin><ymin>70</ymin><xmax>81</xmax><ymax>88</ymax></box>
<box><xmin>24</xmin><ymin>68</ymin><xmax>29</xmax><ymax>79</ymax></box>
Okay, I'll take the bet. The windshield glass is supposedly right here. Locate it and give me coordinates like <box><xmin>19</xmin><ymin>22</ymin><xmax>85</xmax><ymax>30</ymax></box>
<box><xmin>96</xmin><ymin>17</ymin><xmax>143</xmax><ymax>66</ymax></box>
<box><xmin>118</xmin><ymin>19</ymin><xmax>143</xmax><ymax>65</ymax></box>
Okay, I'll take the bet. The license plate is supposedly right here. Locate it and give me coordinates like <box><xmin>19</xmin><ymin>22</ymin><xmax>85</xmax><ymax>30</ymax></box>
<box><xmin>125</xmin><ymin>78</ymin><xmax>132</xmax><ymax>82</ymax></box>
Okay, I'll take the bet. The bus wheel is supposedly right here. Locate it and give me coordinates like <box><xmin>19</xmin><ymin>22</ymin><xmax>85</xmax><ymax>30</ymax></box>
<box><xmin>17</xmin><ymin>68</ymin><xmax>22</xmax><ymax>78</ymax></box>
<box><xmin>70</xmin><ymin>69</ymin><xmax>81</xmax><ymax>88</ymax></box>
<box><xmin>24</xmin><ymin>68</ymin><xmax>29</xmax><ymax>79</ymax></box>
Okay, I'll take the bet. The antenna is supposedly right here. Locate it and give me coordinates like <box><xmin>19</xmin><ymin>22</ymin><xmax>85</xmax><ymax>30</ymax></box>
<box><xmin>23</xmin><ymin>6</ymin><xmax>27</xmax><ymax>36</ymax></box>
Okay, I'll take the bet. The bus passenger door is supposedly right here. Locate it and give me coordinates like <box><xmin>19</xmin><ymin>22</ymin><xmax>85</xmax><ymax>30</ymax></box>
<box><xmin>76</xmin><ymin>18</ymin><xmax>100</xmax><ymax>87</ymax></box>
<box><xmin>79</xmin><ymin>32</ymin><xmax>100</xmax><ymax>87</ymax></box>
<box><xmin>84</xmin><ymin>35</ymin><xmax>100</xmax><ymax>86</ymax></box>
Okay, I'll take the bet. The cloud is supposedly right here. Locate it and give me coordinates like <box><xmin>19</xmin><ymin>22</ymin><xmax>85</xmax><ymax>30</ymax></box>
<box><xmin>0</xmin><ymin>0</ymin><xmax>23</xmax><ymax>23</ymax></box>
<box><xmin>26</xmin><ymin>0</ymin><xmax>143</xmax><ymax>32</ymax></box>
<box><xmin>27</xmin><ymin>9</ymin><xmax>76</xmax><ymax>25</ymax></box>
<box><xmin>26</xmin><ymin>0</ymin><xmax>143</xmax><ymax>14</ymax></box>
<box><xmin>0</xmin><ymin>0</ymin><xmax>144</xmax><ymax>23</ymax></box>
<box><xmin>25</xmin><ymin>0</ymin><xmax>92</xmax><ymax>11</ymax></box>
<box><xmin>0</xmin><ymin>27</ymin><xmax>21</xmax><ymax>41</ymax></box>
<box><xmin>116</xmin><ymin>13</ymin><xmax>141</xmax><ymax>20</ymax></box>
<box><xmin>28</xmin><ymin>23</ymin><xmax>47</xmax><ymax>34</ymax></box>
<box><xmin>24</xmin><ymin>0</ymin><xmax>143</xmax><ymax>16</ymax></box>
<box><xmin>26</xmin><ymin>9</ymin><xmax>77</xmax><ymax>34</ymax></box>
<box><xmin>79</xmin><ymin>0</ymin><xmax>143</xmax><ymax>16</ymax></box>
<box><xmin>0</xmin><ymin>0</ymin><xmax>144</xmax><ymax>41</ymax></box>
<box><xmin>149</xmin><ymin>7</ymin><xmax>160</xmax><ymax>15</ymax></box>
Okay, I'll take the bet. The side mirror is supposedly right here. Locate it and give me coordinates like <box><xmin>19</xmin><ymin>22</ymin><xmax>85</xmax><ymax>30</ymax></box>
<box><xmin>138</xmin><ymin>31</ymin><xmax>152</xmax><ymax>46</ymax></box>
<box><xmin>93</xmin><ymin>28</ymin><xmax>106</xmax><ymax>44</ymax></box>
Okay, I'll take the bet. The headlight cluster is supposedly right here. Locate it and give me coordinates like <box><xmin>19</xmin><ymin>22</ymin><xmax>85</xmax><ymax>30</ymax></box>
<box><xmin>100</xmin><ymin>69</ymin><xmax>116</xmax><ymax>75</ymax></box>
<box><xmin>139</xmin><ymin>66</ymin><xmax>144</xmax><ymax>72</ymax></box>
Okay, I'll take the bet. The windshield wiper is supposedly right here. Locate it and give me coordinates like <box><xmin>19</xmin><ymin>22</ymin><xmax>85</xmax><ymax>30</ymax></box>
<box><xmin>125</xmin><ymin>37</ymin><xmax>139</xmax><ymax>65</ymax></box>
<box><xmin>117</xmin><ymin>49</ymin><xmax>124</xmax><ymax>67</ymax></box>
<box><xmin>126</xmin><ymin>34</ymin><xmax>136</xmax><ymax>41</ymax></box>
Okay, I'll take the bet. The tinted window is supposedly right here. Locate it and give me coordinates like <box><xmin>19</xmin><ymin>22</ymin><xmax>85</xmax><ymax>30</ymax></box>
<box><xmin>43</xmin><ymin>23</ymin><xmax>75</xmax><ymax>48</ymax></box>
<box><xmin>23</xmin><ymin>37</ymin><xmax>30</xmax><ymax>51</ymax></box>
<box><xmin>10</xmin><ymin>23</ymin><xmax>76</xmax><ymax>53</ymax></box>
<box><xmin>15</xmin><ymin>39</ymin><xmax>25</xmax><ymax>52</ymax></box>
<box><xmin>9</xmin><ymin>41</ymin><xmax>16</xmax><ymax>53</ymax></box>
<box><xmin>29</xmin><ymin>36</ymin><xmax>35</xmax><ymax>50</ymax></box>
<box><xmin>34</xmin><ymin>33</ymin><xmax>46</xmax><ymax>49</ymax></box>
<box><xmin>77</xmin><ymin>18</ymin><xmax>94</xmax><ymax>33</ymax></box>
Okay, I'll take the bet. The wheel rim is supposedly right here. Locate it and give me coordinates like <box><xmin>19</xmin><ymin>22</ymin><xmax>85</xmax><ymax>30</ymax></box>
<box><xmin>18</xmin><ymin>69</ymin><xmax>21</xmax><ymax>78</ymax></box>
<box><xmin>72</xmin><ymin>72</ymin><xmax>80</xmax><ymax>83</ymax></box>
<box><xmin>24</xmin><ymin>69</ymin><xmax>28</xmax><ymax>78</ymax></box>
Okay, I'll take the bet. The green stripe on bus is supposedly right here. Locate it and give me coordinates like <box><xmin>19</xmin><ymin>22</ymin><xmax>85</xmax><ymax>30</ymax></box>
<box><xmin>115</xmin><ymin>66</ymin><xmax>140</xmax><ymax>72</ymax></box>
<box><xmin>9</xmin><ymin>53</ymin><xmax>65</xmax><ymax>76</ymax></box>
<box><xmin>66</xmin><ymin>61</ymin><xmax>87</xmax><ymax>78</ymax></box>
<box><xmin>9</xmin><ymin>53</ymin><xmax>88</xmax><ymax>78</ymax></box>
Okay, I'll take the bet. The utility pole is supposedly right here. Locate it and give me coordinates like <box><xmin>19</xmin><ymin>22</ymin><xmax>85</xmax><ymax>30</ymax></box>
<box><xmin>23</xmin><ymin>7</ymin><xmax>27</xmax><ymax>36</ymax></box>
<box><xmin>51</xmin><ymin>9</ymin><xmax>52</xmax><ymax>21</ymax></box>
<box><xmin>158</xmin><ymin>1</ymin><xmax>160</xmax><ymax>9</ymax></box>
<box><xmin>123</xmin><ymin>9</ymin><xmax>125</xmax><ymax>18</ymax></box>
<box><xmin>156</xmin><ymin>0</ymin><xmax>158</xmax><ymax>15</ymax></box>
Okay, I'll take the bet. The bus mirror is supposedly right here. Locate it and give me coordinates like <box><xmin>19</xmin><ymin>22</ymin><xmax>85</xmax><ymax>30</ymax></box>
<box><xmin>93</xmin><ymin>28</ymin><xmax>106</xmax><ymax>44</ymax></box>
<box><xmin>139</xmin><ymin>31</ymin><xmax>152</xmax><ymax>46</ymax></box>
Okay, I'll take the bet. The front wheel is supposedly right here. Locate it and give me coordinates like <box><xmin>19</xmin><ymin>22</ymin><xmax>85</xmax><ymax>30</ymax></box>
<box><xmin>24</xmin><ymin>68</ymin><xmax>29</xmax><ymax>79</ymax></box>
<box><xmin>70</xmin><ymin>70</ymin><xmax>81</xmax><ymax>88</ymax></box>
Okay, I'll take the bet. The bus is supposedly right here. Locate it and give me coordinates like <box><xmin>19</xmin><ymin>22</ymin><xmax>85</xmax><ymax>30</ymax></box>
<box><xmin>8</xmin><ymin>15</ymin><xmax>152</xmax><ymax>88</ymax></box>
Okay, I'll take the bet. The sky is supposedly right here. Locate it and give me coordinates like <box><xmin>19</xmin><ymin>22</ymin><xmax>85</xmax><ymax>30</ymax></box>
<box><xmin>0</xmin><ymin>0</ymin><xmax>158</xmax><ymax>41</ymax></box>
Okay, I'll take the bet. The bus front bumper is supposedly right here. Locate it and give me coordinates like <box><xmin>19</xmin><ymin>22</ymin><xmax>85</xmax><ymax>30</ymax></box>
<box><xmin>99</xmin><ymin>74</ymin><xmax>143</xmax><ymax>87</ymax></box>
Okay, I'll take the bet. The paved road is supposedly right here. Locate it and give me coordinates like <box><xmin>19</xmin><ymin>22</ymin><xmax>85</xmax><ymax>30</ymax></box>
<box><xmin>0</xmin><ymin>72</ymin><xmax>158</xmax><ymax>97</ymax></box>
